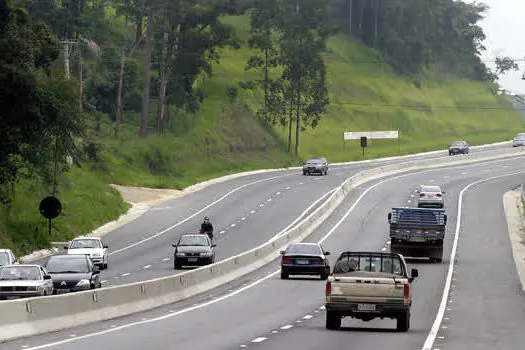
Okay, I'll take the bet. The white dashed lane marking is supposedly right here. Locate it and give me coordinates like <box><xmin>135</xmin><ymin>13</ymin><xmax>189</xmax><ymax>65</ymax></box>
<box><xmin>280</xmin><ymin>325</ymin><xmax>294</xmax><ymax>330</ymax></box>
<box><xmin>285</xmin><ymin>186</ymin><xmax>291</xmax><ymax>190</ymax></box>
<box><xmin>121</xmin><ymin>273</ymin><xmax>130</xmax><ymax>277</ymax></box>
<box><xmin>162</xmin><ymin>258</ymin><xmax>170</xmax><ymax>262</ymax></box>
<box><xmin>303</xmin><ymin>315</ymin><xmax>313</xmax><ymax>319</ymax></box>
<box><xmin>143</xmin><ymin>265</ymin><xmax>151</xmax><ymax>269</ymax></box>
<box><xmin>252</xmin><ymin>337</ymin><xmax>267</xmax><ymax>343</ymax></box>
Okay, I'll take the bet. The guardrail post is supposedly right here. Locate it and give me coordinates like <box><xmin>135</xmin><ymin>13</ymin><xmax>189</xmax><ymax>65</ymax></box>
<box><xmin>180</xmin><ymin>276</ymin><xmax>185</xmax><ymax>285</ymax></box>
<box><xmin>26</xmin><ymin>301</ymin><xmax>32</xmax><ymax>313</ymax></box>
<box><xmin>141</xmin><ymin>284</ymin><xmax>146</xmax><ymax>294</ymax></box>
<box><xmin>92</xmin><ymin>291</ymin><xmax>98</xmax><ymax>302</ymax></box>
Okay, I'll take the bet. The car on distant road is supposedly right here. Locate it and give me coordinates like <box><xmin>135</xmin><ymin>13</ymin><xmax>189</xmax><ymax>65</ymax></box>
<box><xmin>448</xmin><ymin>140</ymin><xmax>469</xmax><ymax>155</ymax></box>
<box><xmin>324</xmin><ymin>251</ymin><xmax>419</xmax><ymax>332</ymax></box>
<box><xmin>302</xmin><ymin>158</ymin><xmax>328</xmax><ymax>176</ymax></box>
<box><xmin>513</xmin><ymin>133</ymin><xmax>525</xmax><ymax>147</ymax></box>
<box><xmin>172</xmin><ymin>233</ymin><xmax>216</xmax><ymax>269</ymax></box>
<box><xmin>0</xmin><ymin>264</ymin><xmax>54</xmax><ymax>299</ymax></box>
<box><xmin>44</xmin><ymin>254</ymin><xmax>102</xmax><ymax>294</ymax></box>
<box><xmin>416</xmin><ymin>185</ymin><xmax>445</xmax><ymax>208</ymax></box>
<box><xmin>280</xmin><ymin>242</ymin><xmax>331</xmax><ymax>280</ymax></box>
<box><xmin>0</xmin><ymin>248</ymin><xmax>18</xmax><ymax>266</ymax></box>
<box><xmin>65</xmin><ymin>236</ymin><xmax>109</xmax><ymax>269</ymax></box>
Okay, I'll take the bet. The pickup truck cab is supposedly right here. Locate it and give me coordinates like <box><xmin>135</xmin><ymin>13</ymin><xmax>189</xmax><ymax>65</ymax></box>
<box><xmin>325</xmin><ymin>251</ymin><xmax>419</xmax><ymax>332</ymax></box>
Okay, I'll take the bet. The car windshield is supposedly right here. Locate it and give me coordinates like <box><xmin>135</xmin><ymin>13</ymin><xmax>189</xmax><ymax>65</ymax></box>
<box><xmin>0</xmin><ymin>252</ymin><xmax>10</xmax><ymax>266</ymax></box>
<box><xmin>516</xmin><ymin>135</ymin><xmax>525</xmax><ymax>140</ymax></box>
<box><xmin>45</xmin><ymin>258</ymin><xmax>89</xmax><ymax>273</ymax></box>
<box><xmin>333</xmin><ymin>255</ymin><xmax>404</xmax><ymax>276</ymax></box>
<box><xmin>451</xmin><ymin>142</ymin><xmax>465</xmax><ymax>147</ymax></box>
<box><xmin>69</xmin><ymin>239</ymin><xmax>101</xmax><ymax>249</ymax></box>
<box><xmin>0</xmin><ymin>266</ymin><xmax>41</xmax><ymax>280</ymax></box>
<box><xmin>286</xmin><ymin>244</ymin><xmax>322</xmax><ymax>255</ymax></box>
<box><xmin>421</xmin><ymin>186</ymin><xmax>440</xmax><ymax>192</ymax></box>
<box><xmin>306</xmin><ymin>159</ymin><xmax>322</xmax><ymax>164</ymax></box>
<box><xmin>178</xmin><ymin>235</ymin><xmax>209</xmax><ymax>246</ymax></box>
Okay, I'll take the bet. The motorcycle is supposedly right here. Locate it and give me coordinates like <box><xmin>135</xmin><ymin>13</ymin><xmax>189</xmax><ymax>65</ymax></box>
<box><xmin>200</xmin><ymin>229</ymin><xmax>214</xmax><ymax>241</ymax></box>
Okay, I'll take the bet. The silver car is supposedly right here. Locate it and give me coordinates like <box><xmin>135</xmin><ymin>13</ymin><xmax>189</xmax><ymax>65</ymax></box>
<box><xmin>0</xmin><ymin>264</ymin><xmax>54</xmax><ymax>300</ymax></box>
<box><xmin>513</xmin><ymin>133</ymin><xmax>525</xmax><ymax>147</ymax></box>
<box><xmin>416</xmin><ymin>185</ymin><xmax>445</xmax><ymax>208</ymax></box>
<box><xmin>0</xmin><ymin>249</ymin><xmax>18</xmax><ymax>266</ymax></box>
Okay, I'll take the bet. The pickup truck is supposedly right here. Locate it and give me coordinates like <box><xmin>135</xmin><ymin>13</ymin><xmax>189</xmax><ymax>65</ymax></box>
<box><xmin>325</xmin><ymin>251</ymin><xmax>419</xmax><ymax>332</ymax></box>
<box><xmin>388</xmin><ymin>207</ymin><xmax>447</xmax><ymax>263</ymax></box>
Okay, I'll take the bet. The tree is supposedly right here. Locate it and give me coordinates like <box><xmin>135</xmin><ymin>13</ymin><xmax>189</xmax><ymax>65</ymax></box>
<box><xmin>494</xmin><ymin>56</ymin><xmax>519</xmax><ymax>77</ymax></box>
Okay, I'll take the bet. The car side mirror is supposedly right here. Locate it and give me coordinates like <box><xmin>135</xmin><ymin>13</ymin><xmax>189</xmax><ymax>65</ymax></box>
<box><xmin>172</xmin><ymin>244</ymin><xmax>177</xmax><ymax>248</ymax></box>
<box><xmin>63</xmin><ymin>246</ymin><xmax>69</xmax><ymax>250</ymax></box>
<box><xmin>280</xmin><ymin>251</ymin><xmax>285</xmax><ymax>255</ymax></box>
<box><xmin>415</xmin><ymin>189</ymin><xmax>420</xmax><ymax>193</ymax></box>
<box><xmin>324</xmin><ymin>251</ymin><xmax>331</xmax><ymax>256</ymax></box>
<box><xmin>103</xmin><ymin>245</ymin><xmax>108</xmax><ymax>249</ymax></box>
<box><xmin>211</xmin><ymin>244</ymin><xmax>217</xmax><ymax>248</ymax></box>
<box><xmin>411</xmin><ymin>268</ymin><xmax>419</xmax><ymax>279</ymax></box>
<box><xmin>444</xmin><ymin>214</ymin><xmax>448</xmax><ymax>224</ymax></box>
<box><xmin>387</xmin><ymin>212</ymin><xmax>392</xmax><ymax>223</ymax></box>
<box><xmin>44</xmin><ymin>275</ymin><xmax>52</xmax><ymax>280</ymax></box>
<box><xmin>93</xmin><ymin>267</ymin><xmax>100</xmax><ymax>274</ymax></box>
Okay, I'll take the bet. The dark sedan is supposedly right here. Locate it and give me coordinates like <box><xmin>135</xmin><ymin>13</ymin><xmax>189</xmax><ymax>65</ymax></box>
<box><xmin>173</xmin><ymin>233</ymin><xmax>216</xmax><ymax>269</ymax></box>
<box><xmin>280</xmin><ymin>242</ymin><xmax>331</xmax><ymax>280</ymax></box>
<box><xmin>303</xmin><ymin>158</ymin><xmax>328</xmax><ymax>176</ymax></box>
<box><xmin>448</xmin><ymin>140</ymin><xmax>469</xmax><ymax>155</ymax></box>
<box><xmin>44</xmin><ymin>254</ymin><xmax>102</xmax><ymax>294</ymax></box>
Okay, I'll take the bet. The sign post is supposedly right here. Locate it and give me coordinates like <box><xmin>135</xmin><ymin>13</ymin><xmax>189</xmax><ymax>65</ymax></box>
<box><xmin>343</xmin><ymin>130</ymin><xmax>400</xmax><ymax>155</ymax></box>
<box><xmin>39</xmin><ymin>196</ymin><xmax>62</xmax><ymax>236</ymax></box>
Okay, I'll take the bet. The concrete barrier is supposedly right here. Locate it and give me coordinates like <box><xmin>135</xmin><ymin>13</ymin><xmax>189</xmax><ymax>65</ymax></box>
<box><xmin>1</xmin><ymin>145</ymin><xmax>524</xmax><ymax>343</ymax></box>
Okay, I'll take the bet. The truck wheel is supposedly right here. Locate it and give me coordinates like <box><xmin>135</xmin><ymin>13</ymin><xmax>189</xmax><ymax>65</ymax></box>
<box><xmin>326</xmin><ymin>311</ymin><xmax>341</xmax><ymax>330</ymax></box>
<box><xmin>280</xmin><ymin>270</ymin><xmax>289</xmax><ymax>279</ymax></box>
<box><xmin>174</xmin><ymin>260</ymin><xmax>182</xmax><ymax>269</ymax></box>
<box><xmin>396</xmin><ymin>311</ymin><xmax>410</xmax><ymax>332</ymax></box>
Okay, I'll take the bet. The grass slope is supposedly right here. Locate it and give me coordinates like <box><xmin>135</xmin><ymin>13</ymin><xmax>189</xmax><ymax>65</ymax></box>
<box><xmin>2</xmin><ymin>14</ymin><xmax>524</xmax><ymax>255</ymax></box>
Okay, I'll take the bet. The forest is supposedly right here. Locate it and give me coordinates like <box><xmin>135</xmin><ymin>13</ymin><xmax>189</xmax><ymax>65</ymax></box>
<box><xmin>1</xmin><ymin>0</ymin><xmax>520</xmax><ymax>253</ymax></box>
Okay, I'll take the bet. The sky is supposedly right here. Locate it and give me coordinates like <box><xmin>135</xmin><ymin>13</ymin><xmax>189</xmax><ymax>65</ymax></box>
<box><xmin>465</xmin><ymin>0</ymin><xmax>525</xmax><ymax>94</ymax></box>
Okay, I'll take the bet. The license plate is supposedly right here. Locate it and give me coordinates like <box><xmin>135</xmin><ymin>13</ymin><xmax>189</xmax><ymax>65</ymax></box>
<box><xmin>296</xmin><ymin>259</ymin><xmax>309</xmax><ymax>264</ymax></box>
<box><xmin>357</xmin><ymin>304</ymin><xmax>376</xmax><ymax>311</ymax></box>
<box><xmin>187</xmin><ymin>258</ymin><xmax>198</xmax><ymax>262</ymax></box>
<box><xmin>410</xmin><ymin>236</ymin><xmax>426</xmax><ymax>242</ymax></box>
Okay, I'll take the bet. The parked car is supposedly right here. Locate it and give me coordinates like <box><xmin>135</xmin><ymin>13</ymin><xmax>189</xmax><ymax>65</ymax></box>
<box><xmin>303</xmin><ymin>158</ymin><xmax>328</xmax><ymax>176</ymax></box>
<box><xmin>513</xmin><ymin>133</ymin><xmax>525</xmax><ymax>147</ymax></box>
<box><xmin>172</xmin><ymin>233</ymin><xmax>216</xmax><ymax>269</ymax></box>
<box><xmin>416</xmin><ymin>185</ymin><xmax>445</xmax><ymax>208</ymax></box>
<box><xmin>44</xmin><ymin>254</ymin><xmax>102</xmax><ymax>294</ymax></box>
<box><xmin>280</xmin><ymin>242</ymin><xmax>331</xmax><ymax>280</ymax></box>
<box><xmin>0</xmin><ymin>264</ymin><xmax>54</xmax><ymax>299</ymax></box>
<box><xmin>0</xmin><ymin>248</ymin><xmax>18</xmax><ymax>266</ymax></box>
<box><xmin>65</xmin><ymin>236</ymin><xmax>109</xmax><ymax>269</ymax></box>
<box><xmin>448</xmin><ymin>141</ymin><xmax>469</xmax><ymax>155</ymax></box>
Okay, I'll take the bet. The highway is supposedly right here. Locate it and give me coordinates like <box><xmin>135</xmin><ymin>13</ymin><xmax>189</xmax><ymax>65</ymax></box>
<box><xmin>37</xmin><ymin>143</ymin><xmax>508</xmax><ymax>287</ymax></box>
<box><xmin>6</xmin><ymin>153</ymin><xmax>525</xmax><ymax>350</ymax></box>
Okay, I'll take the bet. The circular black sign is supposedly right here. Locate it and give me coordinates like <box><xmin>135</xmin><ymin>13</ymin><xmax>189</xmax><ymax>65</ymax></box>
<box><xmin>39</xmin><ymin>196</ymin><xmax>62</xmax><ymax>219</ymax></box>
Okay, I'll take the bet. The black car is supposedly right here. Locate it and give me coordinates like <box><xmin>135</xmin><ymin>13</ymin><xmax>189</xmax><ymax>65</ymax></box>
<box><xmin>44</xmin><ymin>254</ymin><xmax>101</xmax><ymax>294</ymax></box>
<box><xmin>280</xmin><ymin>242</ymin><xmax>331</xmax><ymax>280</ymax></box>
<box><xmin>173</xmin><ymin>233</ymin><xmax>216</xmax><ymax>269</ymax></box>
<box><xmin>448</xmin><ymin>140</ymin><xmax>469</xmax><ymax>155</ymax></box>
<box><xmin>303</xmin><ymin>158</ymin><xmax>328</xmax><ymax>176</ymax></box>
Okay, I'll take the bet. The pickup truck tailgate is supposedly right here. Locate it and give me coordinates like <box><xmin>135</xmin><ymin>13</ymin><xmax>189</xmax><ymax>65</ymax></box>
<box><xmin>328</xmin><ymin>276</ymin><xmax>406</xmax><ymax>303</ymax></box>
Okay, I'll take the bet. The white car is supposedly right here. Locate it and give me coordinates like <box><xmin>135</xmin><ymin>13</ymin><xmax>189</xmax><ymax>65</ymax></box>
<box><xmin>0</xmin><ymin>249</ymin><xmax>18</xmax><ymax>266</ymax></box>
<box><xmin>0</xmin><ymin>264</ymin><xmax>54</xmax><ymax>299</ymax></box>
<box><xmin>65</xmin><ymin>237</ymin><xmax>109</xmax><ymax>270</ymax></box>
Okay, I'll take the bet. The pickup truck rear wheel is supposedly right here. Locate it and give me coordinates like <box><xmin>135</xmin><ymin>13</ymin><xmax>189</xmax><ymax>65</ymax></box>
<box><xmin>396</xmin><ymin>311</ymin><xmax>410</xmax><ymax>332</ymax></box>
<box><xmin>325</xmin><ymin>311</ymin><xmax>341</xmax><ymax>330</ymax></box>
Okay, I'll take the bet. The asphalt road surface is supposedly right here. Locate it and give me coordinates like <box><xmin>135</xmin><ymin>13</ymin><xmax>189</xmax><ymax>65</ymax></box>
<box><xmin>6</xmin><ymin>153</ymin><xmax>525</xmax><ymax>350</ymax></box>
<box><xmin>35</xmin><ymin>144</ymin><xmax>509</xmax><ymax>287</ymax></box>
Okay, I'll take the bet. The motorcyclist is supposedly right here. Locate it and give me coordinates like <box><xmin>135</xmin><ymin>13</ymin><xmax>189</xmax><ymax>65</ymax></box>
<box><xmin>200</xmin><ymin>217</ymin><xmax>214</xmax><ymax>240</ymax></box>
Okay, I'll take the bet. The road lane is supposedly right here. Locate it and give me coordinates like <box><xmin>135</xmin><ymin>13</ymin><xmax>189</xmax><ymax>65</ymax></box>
<box><xmin>428</xmin><ymin>176</ymin><xmax>525</xmax><ymax>350</ymax></box>
<box><xmin>7</xmin><ymin>155</ymin><xmax>525</xmax><ymax>350</ymax></box>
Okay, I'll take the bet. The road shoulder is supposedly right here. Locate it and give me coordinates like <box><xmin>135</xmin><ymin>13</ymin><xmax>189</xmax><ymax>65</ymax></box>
<box><xmin>503</xmin><ymin>188</ymin><xmax>525</xmax><ymax>292</ymax></box>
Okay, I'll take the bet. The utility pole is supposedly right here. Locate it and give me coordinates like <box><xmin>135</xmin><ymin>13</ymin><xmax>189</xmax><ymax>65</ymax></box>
<box><xmin>59</xmin><ymin>39</ymin><xmax>76</xmax><ymax>80</ymax></box>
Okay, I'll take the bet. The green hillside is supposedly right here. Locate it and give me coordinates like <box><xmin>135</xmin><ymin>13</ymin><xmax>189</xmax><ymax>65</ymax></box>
<box><xmin>2</xmin><ymin>12</ymin><xmax>524</xmax><ymax>255</ymax></box>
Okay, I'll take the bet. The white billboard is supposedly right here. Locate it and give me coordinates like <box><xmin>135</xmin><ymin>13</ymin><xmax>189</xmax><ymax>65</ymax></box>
<box><xmin>343</xmin><ymin>130</ymin><xmax>399</xmax><ymax>140</ymax></box>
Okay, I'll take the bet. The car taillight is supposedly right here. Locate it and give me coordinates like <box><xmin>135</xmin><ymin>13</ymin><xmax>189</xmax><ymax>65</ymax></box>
<box><xmin>397</xmin><ymin>239</ymin><xmax>403</xmax><ymax>243</ymax></box>
<box><xmin>419</xmin><ymin>193</ymin><xmax>425</xmax><ymax>197</ymax></box>
<box><xmin>283</xmin><ymin>257</ymin><xmax>292</xmax><ymax>263</ymax></box>
<box><xmin>431</xmin><ymin>240</ymin><xmax>436</xmax><ymax>244</ymax></box>
<box><xmin>326</xmin><ymin>281</ymin><xmax>331</xmax><ymax>296</ymax></box>
<box><xmin>435</xmin><ymin>193</ymin><xmax>442</xmax><ymax>197</ymax></box>
<box><xmin>404</xmin><ymin>284</ymin><xmax>409</xmax><ymax>298</ymax></box>
<box><xmin>315</xmin><ymin>258</ymin><xmax>324</xmax><ymax>263</ymax></box>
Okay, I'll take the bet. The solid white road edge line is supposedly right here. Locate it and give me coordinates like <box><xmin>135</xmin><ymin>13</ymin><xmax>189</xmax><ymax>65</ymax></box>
<box><xmin>109</xmin><ymin>172</ymin><xmax>298</xmax><ymax>255</ymax></box>
<box><xmin>421</xmin><ymin>169</ymin><xmax>525</xmax><ymax>350</ymax></box>
<box><xmin>18</xmin><ymin>158</ymin><xmax>525</xmax><ymax>350</ymax></box>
